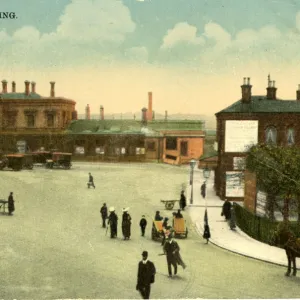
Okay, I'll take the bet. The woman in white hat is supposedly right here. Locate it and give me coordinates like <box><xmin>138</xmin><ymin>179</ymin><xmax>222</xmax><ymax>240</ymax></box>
<box><xmin>122</xmin><ymin>207</ymin><xmax>132</xmax><ymax>240</ymax></box>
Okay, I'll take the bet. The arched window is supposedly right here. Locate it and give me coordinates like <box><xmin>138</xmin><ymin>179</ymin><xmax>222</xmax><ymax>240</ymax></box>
<box><xmin>287</xmin><ymin>128</ymin><xmax>295</xmax><ymax>145</ymax></box>
<box><xmin>265</xmin><ymin>126</ymin><xmax>277</xmax><ymax>144</ymax></box>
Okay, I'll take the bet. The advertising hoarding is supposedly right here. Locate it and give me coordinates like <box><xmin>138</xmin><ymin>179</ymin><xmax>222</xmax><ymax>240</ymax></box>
<box><xmin>225</xmin><ymin>120</ymin><xmax>258</xmax><ymax>152</ymax></box>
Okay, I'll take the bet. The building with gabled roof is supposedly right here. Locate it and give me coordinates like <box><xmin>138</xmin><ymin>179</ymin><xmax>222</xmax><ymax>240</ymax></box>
<box><xmin>215</xmin><ymin>75</ymin><xmax>300</xmax><ymax>213</ymax></box>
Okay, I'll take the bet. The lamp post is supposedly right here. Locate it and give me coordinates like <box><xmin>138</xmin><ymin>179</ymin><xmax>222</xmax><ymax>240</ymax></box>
<box><xmin>189</xmin><ymin>159</ymin><xmax>197</xmax><ymax>204</ymax></box>
<box><xmin>203</xmin><ymin>165</ymin><xmax>211</xmax><ymax>181</ymax></box>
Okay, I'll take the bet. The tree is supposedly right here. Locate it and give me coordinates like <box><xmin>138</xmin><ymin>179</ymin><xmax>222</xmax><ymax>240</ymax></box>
<box><xmin>246</xmin><ymin>144</ymin><xmax>300</xmax><ymax>224</ymax></box>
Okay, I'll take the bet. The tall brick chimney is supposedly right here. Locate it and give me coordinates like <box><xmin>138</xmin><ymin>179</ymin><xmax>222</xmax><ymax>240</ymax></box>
<box><xmin>24</xmin><ymin>80</ymin><xmax>30</xmax><ymax>96</ymax></box>
<box><xmin>1</xmin><ymin>80</ymin><xmax>7</xmax><ymax>93</ymax></box>
<box><xmin>12</xmin><ymin>81</ymin><xmax>16</xmax><ymax>93</ymax></box>
<box><xmin>241</xmin><ymin>77</ymin><xmax>252</xmax><ymax>103</ymax></box>
<box><xmin>297</xmin><ymin>84</ymin><xmax>300</xmax><ymax>101</ymax></box>
<box><xmin>85</xmin><ymin>104</ymin><xmax>91</xmax><ymax>120</ymax></box>
<box><xmin>100</xmin><ymin>105</ymin><xmax>104</xmax><ymax>120</ymax></box>
<box><xmin>142</xmin><ymin>107</ymin><xmax>147</xmax><ymax>123</ymax></box>
<box><xmin>266</xmin><ymin>75</ymin><xmax>277</xmax><ymax>100</ymax></box>
<box><xmin>147</xmin><ymin>91</ymin><xmax>153</xmax><ymax>121</ymax></box>
<box><xmin>165</xmin><ymin>110</ymin><xmax>168</xmax><ymax>121</ymax></box>
<box><xmin>50</xmin><ymin>81</ymin><xmax>55</xmax><ymax>97</ymax></box>
<box><xmin>31</xmin><ymin>81</ymin><xmax>36</xmax><ymax>93</ymax></box>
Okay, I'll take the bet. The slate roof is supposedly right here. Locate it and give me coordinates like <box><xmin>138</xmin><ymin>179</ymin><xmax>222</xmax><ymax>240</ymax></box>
<box><xmin>0</xmin><ymin>92</ymin><xmax>43</xmax><ymax>99</ymax></box>
<box><xmin>216</xmin><ymin>96</ymin><xmax>300</xmax><ymax>114</ymax></box>
<box><xmin>65</xmin><ymin>119</ymin><xmax>204</xmax><ymax>135</ymax></box>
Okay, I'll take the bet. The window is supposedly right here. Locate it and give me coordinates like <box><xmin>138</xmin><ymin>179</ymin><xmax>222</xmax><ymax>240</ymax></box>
<box><xmin>95</xmin><ymin>147</ymin><xmax>105</xmax><ymax>154</ymax></box>
<box><xmin>147</xmin><ymin>142</ymin><xmax>156</xmax><ymax>151</ymax></box>
<box><xmin>180</xmin><ymin>141</ymin><xmax>188</xmax><ymax>156</ymax></box>
<box><xmin>136</xmin><ymin>147</ymin><xmax>145</xmax><ymax>155</ymax></box>
<box><xmin>47</xmin><ymin>114</ymin><xmax>54</xmax><ymax>127</ymax></box>
<box><xmin>6</xmin><ymin>116</ymin><xmax>16</xmax><ymax>127</ymax></box>
<box><xmin>166</xmin><ymin>137</ymin><xmax>177</xmax><ymax>150</ymax></box>
<box><xmin>75</xmin><ymin>146</ymin><xmax>85</xmax><ymax>155</ymax></box>
<box><xmin>115</xmin><ymin>148</ymin><xmax>121</xmax><ymax>155</ymax></box>
<box><xmin>287</xmin><ymin>128</ymin><xmax>295</xmax><ymax>145</ymax></box>
<box><xmin>27</xmin><ymin>115</ymin><xmax>35</xmax><ymax>127</ymax></box>
<box><xmin>121</xmin><ymin>147</ymin><xmax>126</xmax><ymax>154</ymax></box>
<box><xmin>265</xmin><ymin>126</ymin><xmax>277</xmax><ymax>144</ymax></box>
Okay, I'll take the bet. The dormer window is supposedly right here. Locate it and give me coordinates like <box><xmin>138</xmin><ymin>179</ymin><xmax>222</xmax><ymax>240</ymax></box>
<box><xmin>265</xmin><ymin>126</ymin><xmax>277</xmax><ymax>144</ymax></box>
<box><xmin>287</xmin><ymin>128</ymin><xmax>295</xmax><ymax>145</ymax></box>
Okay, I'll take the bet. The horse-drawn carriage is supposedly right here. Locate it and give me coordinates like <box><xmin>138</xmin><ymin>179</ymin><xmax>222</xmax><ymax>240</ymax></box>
<box><xmin>0</xmin><ymin>153</ymin><xmax>33</xmax><ymax>171</ymax></box>
<box><xmin>45</xmin><ymin>152</ymin><xmax>72</xmax><ymax>169</ymax></box>
<box><xmin>32</xmin><ymin>151</ymin><xmax>52</xmax><ymax>165</ymax></box>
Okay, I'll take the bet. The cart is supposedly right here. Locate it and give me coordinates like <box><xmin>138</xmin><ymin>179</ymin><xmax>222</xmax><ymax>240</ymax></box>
<box><xmin>151</xmin><ymin>220</ymin><xmax>164</xmax><ymax>241</ymax></box>
<box><xmin>172</xmin><ymin>217</ymin><xmax>188</xmax><ymax>238</ymax></box>
<box><xmin>160</xmin><ymin>199</ymin><xmax>179</xmax><ymax>210</ymax></box>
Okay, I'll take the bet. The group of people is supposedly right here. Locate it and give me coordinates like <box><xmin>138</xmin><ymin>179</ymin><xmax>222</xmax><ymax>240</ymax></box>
<box><xmin>100</xmin><ymin>203</ymin><xmax>133</xmax><ymax>240</ymax></box>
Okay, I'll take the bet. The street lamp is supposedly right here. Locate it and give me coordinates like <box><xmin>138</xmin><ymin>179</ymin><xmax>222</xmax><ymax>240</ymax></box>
<box><xmin>189</xmin><ymin>159</ymin><xmax>197</xmax><ymax>204</ymax></box>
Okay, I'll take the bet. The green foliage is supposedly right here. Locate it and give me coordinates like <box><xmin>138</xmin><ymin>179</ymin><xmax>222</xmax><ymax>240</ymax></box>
<box><xmin>246</xmin><ymin>144</ymin><xmax>300</xmax><ymax>196</ymax></box>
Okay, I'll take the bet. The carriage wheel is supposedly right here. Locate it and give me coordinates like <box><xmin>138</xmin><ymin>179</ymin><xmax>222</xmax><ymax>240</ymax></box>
<box><xmin>165</xmin><ymin>202</ymin><xmax>174</xmax><ymax>210</ymax></box>
<box><xmin>185</xmin><ymin>228</ymin><xmax>188</xmax><ymax>238</ymax></box>
<box><xmin>151</xmin><ymin>227</ymin><xmax>156</xmax><ymax>240</ymax></box>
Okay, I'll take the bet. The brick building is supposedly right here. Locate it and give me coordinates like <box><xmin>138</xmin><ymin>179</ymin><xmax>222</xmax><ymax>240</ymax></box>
<box><xmin>215</xmin><ymin>75</ymin><xmax>300</xmax><ymax>212</ymax></box>
<box><xmin>67</xmin><ymin>92</ymin><xmax>205</xmax><ymax>164</ymax></box>
<box><xmin>0</xmin><ymin>79</ymin><xmax>76</xmax><ymax>152</ymax></box>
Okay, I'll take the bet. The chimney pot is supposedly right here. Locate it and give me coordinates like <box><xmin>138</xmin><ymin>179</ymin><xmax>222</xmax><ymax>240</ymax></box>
<box><xmin>31</xmin><ymin>81</ymin><xmax>36</xmax><ymax>93</ymax></box>
<box><xmin>266</xmin><ymin>79</ymin><xmax>277</xmax><ymax>100</ymax></box>
<box><xmin>241</xmin><ymin>77</ymin><xmax>252</xmax><ymax>103</ymax></box>
<box><xmin>85</xmin><ymin>104</ymin><xmax>91</xmax><ymax>120</ymax></box>
<box><xmin>147</xmin><ymin>91</ymin><xmax>153</xmax><ymax>121</ymax></box>
<box><xmin>50</xmin><ymin>81</ymin><xmax>55</xmax><ymax>97</ymax></box>
<box><xmin>24</xmin><ymin>80</ymin><xmax>30</xmax><ymax>96</ymax></box>
<box><xmin>297</xmin><ymin>84</ymin><xmax>300</xmax><ymax>101</ymax></box>
<box><xmin>12</xmin><ymin>81</ymin><xmax>16</xmax><ymax>93</ymax></box>
<box><xmin>1</xmin><ymin>80</ymin><xmax>8</xmax><ymax>93</ymax></box>
<box><xmin>100</xmin><ymin>105</ymin><xmax>104</xmax><ymax>120</ymax></box>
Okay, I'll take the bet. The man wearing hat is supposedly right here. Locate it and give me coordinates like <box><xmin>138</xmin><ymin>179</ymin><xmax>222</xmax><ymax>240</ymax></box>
<box><xmin>107</xmin><ymin>207</ymin><xmax>118</xmax><ymax>238</ymax></box>
<box><xmin>122</xmin><ymin>207</ymin><xmax>132</xmax><ymax>240</ymax></box>
<box><xmin>100</xmin><ymin>203</ymin><xmax>108</xmax><ymax>228</ymax></box>
<box><xmin>136</xmin><ymin>251</ymin><xmax>156</xmax><ymax>299</ymax></box>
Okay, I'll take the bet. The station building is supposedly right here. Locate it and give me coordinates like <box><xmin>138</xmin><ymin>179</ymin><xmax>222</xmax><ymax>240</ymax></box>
<box><xmin>0</xmin><ymin>80</ymin><xmax>205</xmax><ymax>165</ymax></box>
<box><xmin>215</xmin><ymin>75</ymin><xmax>300</xmax><ymax>213</ymax></box>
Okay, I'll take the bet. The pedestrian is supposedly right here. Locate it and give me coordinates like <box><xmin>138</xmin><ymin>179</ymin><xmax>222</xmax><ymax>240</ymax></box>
<box><xmin>100</xmin><ymin>203</ymin><xmax>108</xmax><ymax>228</ymax></box>
<box><xmin>203</xmin><ymin>224</ymin><xmax>211</xmax><ymax>244</ymax></box>
<box><xmin>201</xmin><ymin>182</ymin><xmax>206</xmax><ymax>199</ymax></box>
<box><xmin>8</xmin><ymin>192</ymin><xmax>15</xmax><ymax>216</ymax></box>
<box><xmin>221</xmin><ymin>199</ymin><xmax>232</xmax><ymax>220</ymax></box>
<box><xmin>140</xmin><ymin>215</ymin><xmax>147</xmax><ymax>237</ymax></box>
<box><xmin>122</xmin><ymin>207</ymin><xmax>132</xmax><ymax>240</ymax></box>
<box><xmin>136</xmin><ymin>251</ymin><xmax>156</xmax><ymax>299</ymax></box>
<box><xmin>179</xmin><ymin>191</ymin><xmax>186</xmax><ymax>210</ymax></box>
<box><xmin>230</xmin><ymin>206</ymin><xmax>236</xmax><ymax>230</ymax></box>
<box><xmin>175</xmin><ymin>209</ymin><xmax>183</xmax><ymax>218</ymax></box>
<box><xmin>108</xmin><ymin>207</ymin><xmax>118</xmax><ymax>238</ymax></box>
<box><xmin>161</xmin><ymin>217</ymin><xmax>169</xmax><ymax>246</ymax></box>
<box><xmin>154</xmin><ymin>211</ymin><xmax>163</xmax><ymax>221</ymax></box>
<box><xmin>87</xmin><ymin>172</ymin><xmax>95</xmax><ymax>189</ymax></box>
<box><xmin>163</xmin><ymin>236</ymin><xmax>186</xmax><ymax>277</ymax></box>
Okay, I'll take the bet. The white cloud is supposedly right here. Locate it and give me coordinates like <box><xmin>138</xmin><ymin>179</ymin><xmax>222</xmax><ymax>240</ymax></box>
<box><xmin>160</xmin><ymin>22</ymin><xmax>205</xmax><ymax>49</ymax></box>
<box><xmin>55</xmin><ymin>0</ymin><xmax>135</xmax><ymax>43</ymax></box>
<box><xmin>13</xmin><ymin>26</ymin><xmax>41</xmax><ymax>42</ymax></box>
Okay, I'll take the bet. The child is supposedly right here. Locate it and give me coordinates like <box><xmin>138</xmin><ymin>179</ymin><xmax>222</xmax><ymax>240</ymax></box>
<box><xmin>139</xmin><ymin>215</ymin><xmax>147</xmax><ymax>237</ymax></box>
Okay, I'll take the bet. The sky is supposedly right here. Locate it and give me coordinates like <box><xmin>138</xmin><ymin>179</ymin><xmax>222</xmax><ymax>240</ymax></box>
<box><xmin>1</xmin><ymin>0</ymin><xmax>300</xmax><ymax>116</ymax></box>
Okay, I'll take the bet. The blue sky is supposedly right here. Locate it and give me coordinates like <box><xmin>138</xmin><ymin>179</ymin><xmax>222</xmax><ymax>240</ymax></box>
<box><xmin>1</xmin><ymin>0</ymin><xmax>300</xmax><ymax>115</ymax></box>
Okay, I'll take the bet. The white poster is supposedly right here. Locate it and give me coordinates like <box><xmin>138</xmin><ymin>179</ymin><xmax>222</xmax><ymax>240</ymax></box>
<box><xmin>225</xmin><ymin>171</ymin><xmax>245</xmax><ymax>197</ymax></box>
<box><xmin>225</xmin><ymin>120</ymin><xmax>258</xmax><ymax>152</ymax></box>
<box><xmin>75</xmin><ymin>146</ymin><xmax>85</xmax><ymax>155</ymax></box>
<box><xmin>256</xmin><ymin>191</ymin><xmax>267</xmax><ymax>217</ymax></box>
<box><xmin>16</xmin><ymin>140</ymin><xmax>27</xmax><ymax>153</ymax></box>
<box><xmin>233</xmin><ymin>157</ymin><xmax>246</xmax><ymax>170</ymax></box>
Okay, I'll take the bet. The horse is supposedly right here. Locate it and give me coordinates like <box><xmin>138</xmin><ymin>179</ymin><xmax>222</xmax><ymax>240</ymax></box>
<box><xmin>270</xmin><ymin>223</ymin><xmax>300</xmax><ymax>277</ymax></box>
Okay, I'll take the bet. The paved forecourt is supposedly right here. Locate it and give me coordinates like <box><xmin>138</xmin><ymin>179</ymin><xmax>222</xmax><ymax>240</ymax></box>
<box><xmin>0</xmin><ymin>162</ymin><xmax>300</xmax><ymax>299</ymax></box>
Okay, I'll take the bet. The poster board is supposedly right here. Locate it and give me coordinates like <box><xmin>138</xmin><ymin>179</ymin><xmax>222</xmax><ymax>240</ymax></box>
<box><xmin>225</xmin><ymin>171</ymin><xmax>245</xmax><ymax>197</ymax></box>
<box><xmin>225</xmin><ymin>120</ymin><xmax>258</xmax><ymax>152</ymax></box>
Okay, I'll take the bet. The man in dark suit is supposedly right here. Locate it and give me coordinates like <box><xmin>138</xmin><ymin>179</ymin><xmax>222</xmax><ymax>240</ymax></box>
<box><xmin>136</xmin><ymin>251</ymin><xmax>156</xmax><ymax>299</ymax></box>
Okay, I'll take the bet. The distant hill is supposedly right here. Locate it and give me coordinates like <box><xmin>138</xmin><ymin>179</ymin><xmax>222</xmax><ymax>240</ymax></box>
<box><xmin>77</xmin><ymin>112</ymin><xmax>216</xmax><ymax>129</ymax></box>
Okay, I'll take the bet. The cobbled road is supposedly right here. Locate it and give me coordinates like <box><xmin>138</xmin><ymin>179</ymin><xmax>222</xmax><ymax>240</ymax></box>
<box><xmin>1</xmin><ymin>162</ymin><xmax>300</xmax><ymax>299</ymax></box>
